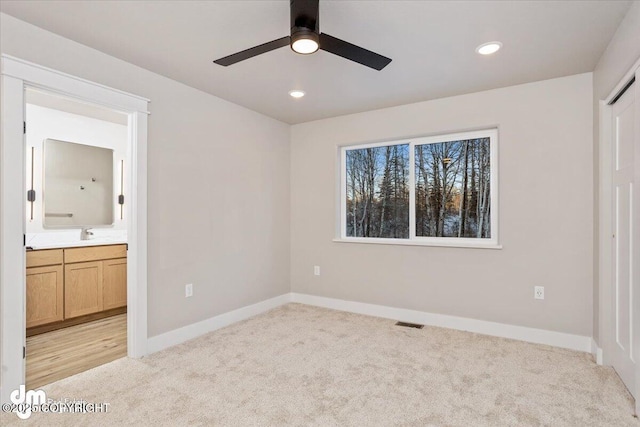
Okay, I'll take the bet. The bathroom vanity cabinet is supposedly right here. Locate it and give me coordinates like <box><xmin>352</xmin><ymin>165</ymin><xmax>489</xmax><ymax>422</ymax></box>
<box><xmin>26</xmin><ymin>244</ymin><xmax>127</xmax><ymax>331</ymax></box>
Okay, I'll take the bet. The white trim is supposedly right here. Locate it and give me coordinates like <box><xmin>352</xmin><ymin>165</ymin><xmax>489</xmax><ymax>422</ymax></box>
<box><xmin>634</xmin><ymin>64</ymin><xmax>640</xmax><ymax>415</ymax></box>
<box><xmin>341</xmin><ymin>138</ymin><xmax>414</xmax><ymax>152</ymax></box>
<box><xmin>126</xmin><ymin>111</ymin><xmax>148</xmax><ymax>358</ymax></box>
<box><xmin>291</xmin><ymin>293</ymin><xmax>592</xmax><ymax>353</ymax></box>
<box><xmin>332</xmin><ymin>237</ymin><xmax>502</xmax><ymax>249</ymax></box>
<box><xmin>408</xmin><ymin>136</ymin><xmax>416</xmax><ymax>238</ymax></box>
<box><xmin>1</xmin><ymin>55</ymin><xmax>149</xmax><ymax>109</ymax></box>
<box><xmin>599</xmin><ymin>99</ymin><xmax>614</xmax><ymax>366</ymax></box>
<box><xmin>605</xmin><ymin>57</ymin><xmax>640</xmax><ymax>104</ymax></box>
<box><xmin>0</xmin><ymin>55</ymin><xmax>149</xmax><ymax>403</ymax></box>
<box><xmin>147</xmin><ymin>294</ymin><xmax>292</xmax><ymax>354</ymax></box>
<box><xmin>340</xmin><ymin>144</ymin><xmax>347</xmax><ymax>239</ymax></box>
<box><xmin>339</xmin><ymin>128</ymin><xmax>499</xmax><ymax>248</ymax></box>
<box><xmin>0</xmin><ymin>73</ymin><xmax>27</xmax><ymax>405</ymax></box>
<box><xmin>591</xmin><ymin>338</ymin><xmax>604</xmax><ymax>365</ymax></box>
<box><xmin>144</xmin><ymin>292</ymin><xmax>592</xmax><ymax>358</ymax></box>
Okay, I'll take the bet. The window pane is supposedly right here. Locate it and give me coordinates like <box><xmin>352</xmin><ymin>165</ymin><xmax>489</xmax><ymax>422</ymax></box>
<box><xmin>345</xmin><ymin>144</ymin><xmax>409</xmax><ymax>238</ymax></box>
<box><xmin>415</xmin><ymin>138</ymin><xmax>491</xmax><ymax>238</ymax></box>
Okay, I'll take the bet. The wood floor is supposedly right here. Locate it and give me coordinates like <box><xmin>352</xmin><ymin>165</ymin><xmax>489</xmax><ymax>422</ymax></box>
<box><xmin>26</xmin><ymin>313</ymin><xmax>127</xmax><ymax>389</ymax></box>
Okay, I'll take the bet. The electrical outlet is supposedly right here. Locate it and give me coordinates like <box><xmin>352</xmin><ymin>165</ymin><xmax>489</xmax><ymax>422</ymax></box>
<box><xmin>185</xmin><ymin>283</ymin><xmax>193</xmax><ymax>298</ymax></box>
<box><xmin>534</xmin><ymin>286</ymin><xmax>544</xmax><ymax>300</ymax></box>
<box><xmin>314</xmin><ymin>266</ymin><xmax>320</xmax><ymax>276</ymax></box>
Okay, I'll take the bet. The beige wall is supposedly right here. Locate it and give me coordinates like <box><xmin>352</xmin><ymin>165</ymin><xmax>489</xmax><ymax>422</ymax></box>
<box><xmin>291</xmin><ymin>73</ymin><xmax>594</xmax><ymax>336</ymax></box>
<box><xmin>1</xmin><ymin>13</ymin><xmax>291</xmax><ymax>337</ymax></box>
<box><xmin>591</xmin><ymin>2</ymin><xmax>640</xmax><ymax>344</ymax></box>
<box><xmin>3</xmin><ymin>5</ymin><xmax>629</xmax><ymax>342</ymax></box>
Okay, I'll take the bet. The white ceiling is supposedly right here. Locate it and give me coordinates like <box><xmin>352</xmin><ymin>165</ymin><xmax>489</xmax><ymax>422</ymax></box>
<box><xmin>0</xmin><ymin>1</ymin><xmax>632</xmax><ymax>124</ymax></box>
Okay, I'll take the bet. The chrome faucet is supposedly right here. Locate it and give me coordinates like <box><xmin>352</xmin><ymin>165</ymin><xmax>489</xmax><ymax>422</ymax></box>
<box><xmin>80</xmin><ymin>227</ymin><xmax>94</xmax><ymax>240</ymax></box>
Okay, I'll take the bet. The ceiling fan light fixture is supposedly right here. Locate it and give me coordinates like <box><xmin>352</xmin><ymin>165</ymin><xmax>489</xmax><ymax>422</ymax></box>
<box><xmin>476</xmin><ymin>41</ymin><xmax>502</xmax><ymax>55</ymax></box>
<box><xmin>291</xmin><ymin>29</ymin><xmax>319</xmax><ymax>54</ymax></box>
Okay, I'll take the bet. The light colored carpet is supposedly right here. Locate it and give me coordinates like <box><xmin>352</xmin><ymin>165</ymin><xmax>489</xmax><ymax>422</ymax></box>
<box><xmin>2</xmin><ymin>303</ymin><xmax>638</xmax><ymax>426</ymax></box>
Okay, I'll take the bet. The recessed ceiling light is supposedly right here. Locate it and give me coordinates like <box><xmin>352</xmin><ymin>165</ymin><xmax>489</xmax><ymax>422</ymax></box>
<box><xmin>476</xmin><ymin>41</ymin><xmax>502</xmax><ymax>55</ymax></box>
<box><xmin>289</xmin><ymin>90</ymin><xmax>305</xmax><ymax>98</ymax></box>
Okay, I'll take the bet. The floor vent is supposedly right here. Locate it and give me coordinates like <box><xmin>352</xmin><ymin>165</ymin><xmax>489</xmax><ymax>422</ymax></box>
<box><xmin>395</xmin><ymin>321</ymin><xmax>424</xmax><ymax>329</ymax></box>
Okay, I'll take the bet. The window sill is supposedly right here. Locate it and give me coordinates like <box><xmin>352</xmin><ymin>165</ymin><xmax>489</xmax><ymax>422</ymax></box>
<box><xmin>332</xmin><ymin>237</ymin><xmax>502</xmax><ymax>249</ymax></box>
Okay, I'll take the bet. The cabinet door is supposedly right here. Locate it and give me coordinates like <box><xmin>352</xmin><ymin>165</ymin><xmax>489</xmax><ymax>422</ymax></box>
<box><xmin>26</xmin><ymin>265</ymin><xmax>64</xmax><ymax>328</ymax></box>
<box><xmin>103</xmin><ymin>258</ymin><xmax>127</xmax><ymax>310</ymax></box>
<box><xmin>64</xmin><ymin>261</ymin><xmax>103</xmax><ymax>319</ymax></box>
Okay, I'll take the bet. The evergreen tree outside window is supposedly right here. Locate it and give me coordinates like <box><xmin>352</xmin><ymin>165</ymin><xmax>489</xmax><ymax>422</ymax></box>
<box><xmin>345</xmin><ymin>144</ymin><xmax>409</xmax><ymax>238</ymax></box>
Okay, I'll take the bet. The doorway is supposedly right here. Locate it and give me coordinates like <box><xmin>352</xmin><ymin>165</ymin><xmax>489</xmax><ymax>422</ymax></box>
<box><xmin>24</xmin><ymin>88</ymin><xmax>129</xmax><ymax>388</ymax></box>
<box><xmin>0</xmin><ymin>55</ymin><xmax>149</xmax><ymax>403</ymax></box>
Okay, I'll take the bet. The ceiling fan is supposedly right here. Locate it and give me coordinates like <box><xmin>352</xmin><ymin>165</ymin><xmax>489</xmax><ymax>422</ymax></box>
<box><xmin>213</xmin><ymin>0</ymin><xmax>392</xmax><ymax>71</ymax></box>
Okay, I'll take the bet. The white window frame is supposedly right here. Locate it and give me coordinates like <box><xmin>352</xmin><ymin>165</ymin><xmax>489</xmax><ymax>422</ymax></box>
<box><xmin>337</xmin><ymin>128</ymin><xmax>500</xmax><ymax>249</ymax></box>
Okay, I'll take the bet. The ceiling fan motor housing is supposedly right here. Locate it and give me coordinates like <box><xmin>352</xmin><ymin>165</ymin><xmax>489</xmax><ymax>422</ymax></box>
<box><xmin>290</xmin><ymin>0</ymin><xmax>320</xmax><ymax>52</ymax></box>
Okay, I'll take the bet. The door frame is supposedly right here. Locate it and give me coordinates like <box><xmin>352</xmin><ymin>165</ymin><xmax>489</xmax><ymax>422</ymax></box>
<box><xmin>0</xmin><ymin>55</ymin><xmax>149</xmax><ymax>403</ymax></box>
<box><xmin>598</xmin><ymin>57</ymin><xmax>640</xmax><ymax>411</ymax></box>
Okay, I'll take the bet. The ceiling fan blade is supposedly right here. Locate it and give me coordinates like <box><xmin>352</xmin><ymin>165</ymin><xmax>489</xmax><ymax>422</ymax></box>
<box><xmin>214</xmin><ymin>36</ymin><xmax>290</xmax><ymax>66</ymax></box>
<box><xmin>319</xmin><ymin>33</ymin><xmax>392</xmax><ymax>71</ymax></box>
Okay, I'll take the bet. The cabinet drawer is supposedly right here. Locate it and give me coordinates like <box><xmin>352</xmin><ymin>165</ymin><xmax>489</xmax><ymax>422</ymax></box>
<box><xmin>26</xmin><ymin>249</ymin><xmax>63</xmax><ymax>268</ymax></box>
<box><xmin>64</xmin><ymin>244</ymin><xmax>127</xmax><ymax>264</ymax></box>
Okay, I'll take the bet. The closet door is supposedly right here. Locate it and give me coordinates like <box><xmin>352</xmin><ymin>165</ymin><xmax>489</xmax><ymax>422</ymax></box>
<box><xmin>610</xmin><ymin>77</ymin><xmax>637</xmax><ymax>397</ymax></box>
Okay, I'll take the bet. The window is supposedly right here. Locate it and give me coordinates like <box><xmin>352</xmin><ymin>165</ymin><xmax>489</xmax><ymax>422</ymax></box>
<box><xmin>340</xmin><ymin>129</ymin><xmax>498</xmax><ymax>248</ymax></box>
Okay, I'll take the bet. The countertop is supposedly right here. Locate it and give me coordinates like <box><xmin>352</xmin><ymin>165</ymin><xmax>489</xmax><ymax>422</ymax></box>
<box><xmin>27</xmin><ymin>238</ymin><xmax>127</xmax><ymax>250</ymax></box>
<box><xmin>26</xmin><ymin>231</ymin><xmax>127</xmax><ymax>250</ymax></box>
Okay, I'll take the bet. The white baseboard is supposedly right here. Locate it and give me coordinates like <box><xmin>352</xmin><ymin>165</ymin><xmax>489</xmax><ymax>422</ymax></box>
<box><xmin>591</xmin><ymin>338</ymin><xmax>604</xmax><ymax>365</ymax></box>
<box><xmin>291</xmin><ymin>293</ymin><xmax>592</xmax><ymax>353</ymax></box>
<box><xmin>146</xmin><ymin>293</ymin><xmax>291</xmax><ymax>354</ymax></box>
<box><xmin>146</xmin><ymin>292</ymin><xmax>593</xmax><ymax>356</ymax></box>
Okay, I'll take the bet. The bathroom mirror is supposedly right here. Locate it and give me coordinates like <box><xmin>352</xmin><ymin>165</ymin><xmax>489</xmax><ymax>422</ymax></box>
<box><xmin>43</xmin><ymin>138</ymin><xmax>114</xmax><ymax>227</ymax></box>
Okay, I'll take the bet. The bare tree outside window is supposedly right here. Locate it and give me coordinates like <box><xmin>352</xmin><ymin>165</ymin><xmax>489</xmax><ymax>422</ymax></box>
<box><xmin>415</xmin><ymin>138</ymin><xmax>491</xmax><ymax>238</ymax></box>
<box><xmin>345</xmin><ymin>144</ymin><xmax>409</xmax><ymax>238</ymax></box>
